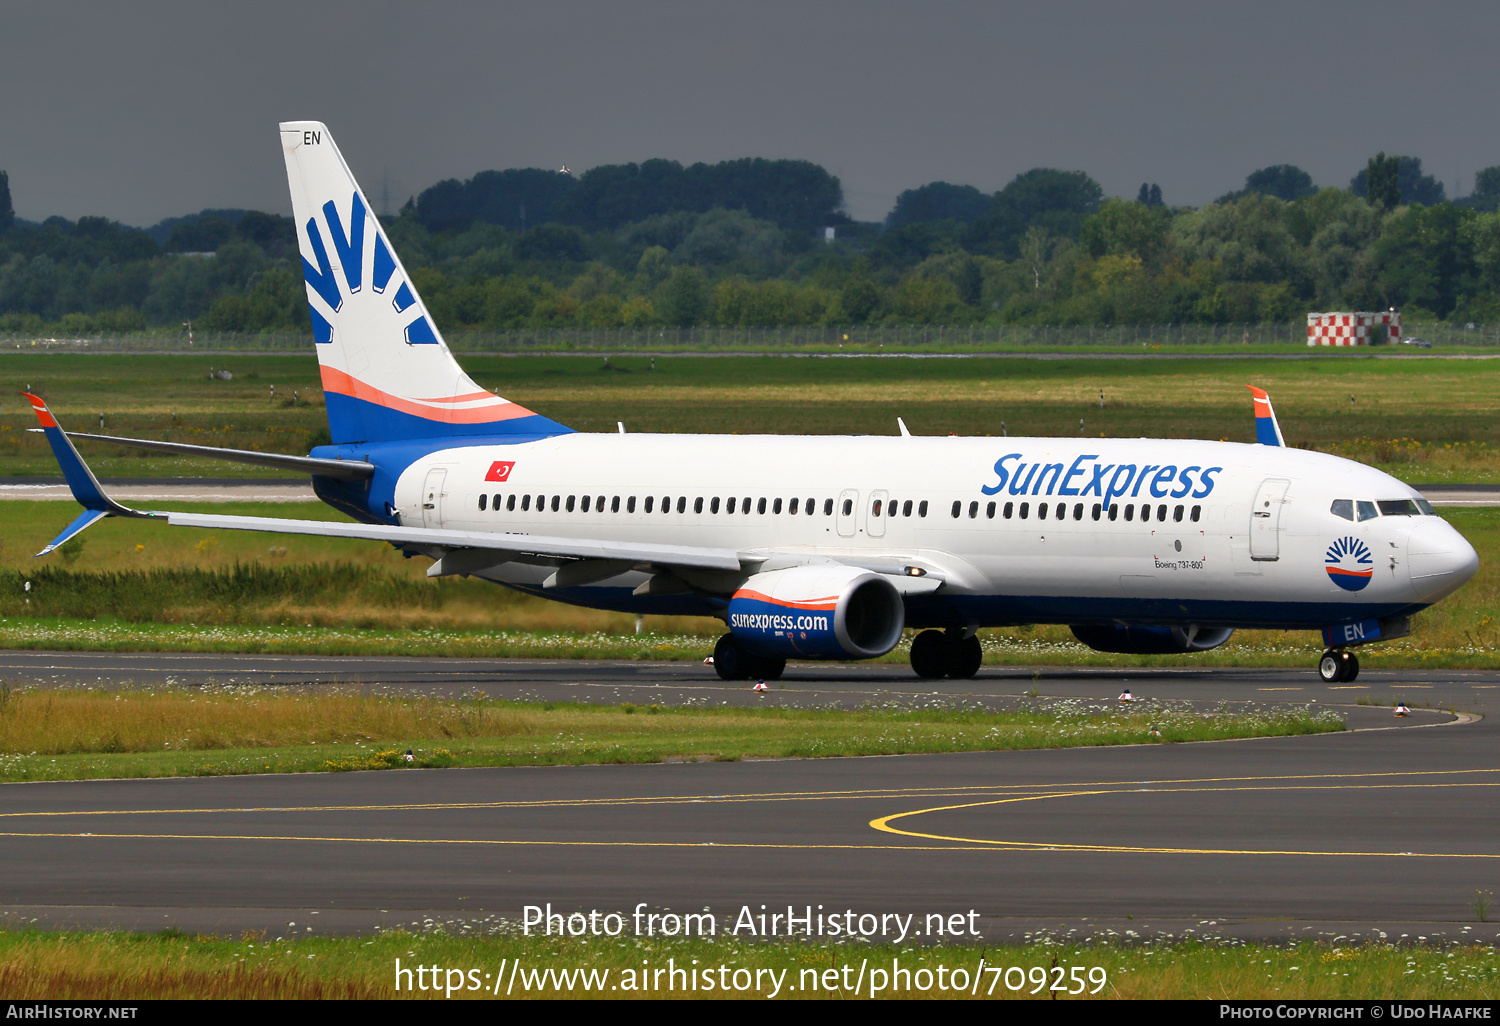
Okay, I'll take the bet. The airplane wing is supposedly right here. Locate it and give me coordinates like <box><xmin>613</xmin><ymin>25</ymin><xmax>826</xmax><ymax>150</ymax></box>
<box><xmin>23</xmin><ymin>393</ymin><xmax>742</xmax><ymax>572</ymax></box>
<box><xmin>24</xmin><ymin>394</ymin><xmax>949</xmax><ymax>597</ymax></box>
<box><xmin>36</xmin><ymin>429</ymin><xmax>374</xmax><ymax>480</ymax></box>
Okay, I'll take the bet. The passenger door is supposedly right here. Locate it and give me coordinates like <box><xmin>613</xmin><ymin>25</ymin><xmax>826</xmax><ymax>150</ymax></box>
<box><xmin>1249</xmin><ymin>477</ymin><xmax>1290</xmax><ymax>561</ymax></box>
<box><xmin>422</xmin><ymin>467</ymin><xmax>448</xmax><ymax>529</ymax></box>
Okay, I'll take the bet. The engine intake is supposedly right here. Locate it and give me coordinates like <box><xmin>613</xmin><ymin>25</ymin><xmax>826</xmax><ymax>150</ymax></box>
<box><xmin>728</xmin><ymin>566</ymin><xmax>904</xmax><ymax>659</ymax></box>
<box><xmin>1069</xmin><ymin>624</ymin><xmax>1234</xmax><ymax>654</ymax></box>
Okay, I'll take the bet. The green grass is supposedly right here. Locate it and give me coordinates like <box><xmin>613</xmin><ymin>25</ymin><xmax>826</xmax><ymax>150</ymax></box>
<box><xmin>0</xmin><ymin>928</ymin><xmax>1494</xmax><ymax>999</ymax></box>
<box><xmin>0</xmin><ymin>688</ymin><xmax>1342</xmax><ymax>783</ymax></box>
<box><xmin>2</xmin><ymin>351</ymin><xmax>1500</xmax><ymax>479</ymax></box>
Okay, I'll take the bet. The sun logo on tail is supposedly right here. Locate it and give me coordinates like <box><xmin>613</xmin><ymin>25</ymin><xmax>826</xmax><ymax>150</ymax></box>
<box><xmin>1325</xmin><ymin>535</ymin><xmax>1374</xmax><ymax>591</ymax></box>
<box><xmin>301</xmin><ymin>192</ymin><xmax>438</xmax><ymax>347</ymax></box>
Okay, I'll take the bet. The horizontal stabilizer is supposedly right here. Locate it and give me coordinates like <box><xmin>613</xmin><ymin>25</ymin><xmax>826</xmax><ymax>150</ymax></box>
<box><xmin>43</xmin><ymin>430</ymin><xmax>374</xmax><ymax>480</ymax></box>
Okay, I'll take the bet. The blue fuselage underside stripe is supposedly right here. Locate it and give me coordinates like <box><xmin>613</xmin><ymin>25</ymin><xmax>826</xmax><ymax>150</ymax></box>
<box><xmin>501</xmin><ymin>582</ymin><xmax>1430</xmax><ymax>631</ymax></box>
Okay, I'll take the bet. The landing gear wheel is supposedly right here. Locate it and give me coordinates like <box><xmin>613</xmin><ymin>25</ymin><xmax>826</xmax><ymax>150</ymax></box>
<box><xmin>714</xmin><ymin>634</ymin><xmax>751</xmax><ymax>681</ymax></box>
<box><xmin>749</xmin><ymin>655</ymin><xmax>786</xmax><ymax>681</ymax></box>
<box><xmin>1318</xmin><ymin>650</ymin><xmax>1342</xmax><ymax>683</ymax></box>
<box><xmin>948</xmin><ymin>633</ymin><xmax>983</xmax><ymax>679</ymax></box>
<box><xmin>910</xmin><ymin>630</ymin><xmax>952</xmax><ymax>679</ymax></box>
<box><xmin>1319</xmin><ymin>649</ymin><xmax>1360</xmax><ymax>683</ymax></box>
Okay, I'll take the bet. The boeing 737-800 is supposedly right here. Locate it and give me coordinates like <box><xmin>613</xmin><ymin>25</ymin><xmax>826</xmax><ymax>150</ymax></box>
<box><xmin>26</xmin><ymin>122</ymin><xmax>1480</xmax><ymax>683</ymax></box>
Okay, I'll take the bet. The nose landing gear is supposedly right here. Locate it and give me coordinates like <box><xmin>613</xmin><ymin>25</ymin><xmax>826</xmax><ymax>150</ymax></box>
<box><xmin>1318</xmin><ymin>649</ymin><xmax>1359</xmax><ymax>683</ymax></box>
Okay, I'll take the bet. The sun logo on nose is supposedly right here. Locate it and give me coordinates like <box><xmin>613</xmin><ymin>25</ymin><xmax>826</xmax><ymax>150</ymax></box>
<box><xmin>1325</xmin><ymin>535</ymin><xmax>1374</xmax><ymax>591</ymax></box>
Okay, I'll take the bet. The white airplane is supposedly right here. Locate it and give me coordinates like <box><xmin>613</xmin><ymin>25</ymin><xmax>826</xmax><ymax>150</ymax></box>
<box><xmin>26</xmin><ymin>122</ymin><xmax>1480</xmax><ymax>684</ymax></box>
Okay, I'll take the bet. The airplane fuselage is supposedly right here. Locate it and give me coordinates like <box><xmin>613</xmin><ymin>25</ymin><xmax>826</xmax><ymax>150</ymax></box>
<box><xmin>371</xmin><ymin>433</ymin><xmax>1476</xmax><ymax>632</ymax></box>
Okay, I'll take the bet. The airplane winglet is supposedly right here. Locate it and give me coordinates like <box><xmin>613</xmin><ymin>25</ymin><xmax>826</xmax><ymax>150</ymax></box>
<box><xmin>1246</xmin><ymin>385</ymin><xmax>1285</xmax><ymax>447</ymax></box>
<box><xmin>22</xmin><ymin>393</ymin><xmax>151</xmax><ymax>555</ymax></box>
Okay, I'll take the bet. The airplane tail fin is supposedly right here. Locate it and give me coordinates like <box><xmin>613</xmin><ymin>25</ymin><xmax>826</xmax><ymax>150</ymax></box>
<box><xmin>1246</xmin><ymin>385</ymin><xmax>1285</xmax><ymax>446</ymax></box>
<box><xmin>279</xmin><ymin>122</ymin><xmax>570</xmax><ymax>445</ymax></box>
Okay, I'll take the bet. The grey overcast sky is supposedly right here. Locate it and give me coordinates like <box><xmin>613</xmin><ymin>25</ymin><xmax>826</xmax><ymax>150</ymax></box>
<box><xmin>4</xmin><ymin>1</ymin><xmax>1498</xmax><ymax>226</ymax></box>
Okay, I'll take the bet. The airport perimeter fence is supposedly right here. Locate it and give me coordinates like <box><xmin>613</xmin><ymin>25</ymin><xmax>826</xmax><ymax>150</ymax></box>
<box><xmin>2</xmin><ymin>320</ymin><xmax>1499</xmax><ymax>353</ymax></box>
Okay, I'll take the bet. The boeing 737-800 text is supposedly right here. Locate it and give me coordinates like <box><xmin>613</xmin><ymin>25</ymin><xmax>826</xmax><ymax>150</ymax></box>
<box><xmin>26</xmin><ymin>122</ymin><xmax>1479</xmax><ymax>683</ymax></box>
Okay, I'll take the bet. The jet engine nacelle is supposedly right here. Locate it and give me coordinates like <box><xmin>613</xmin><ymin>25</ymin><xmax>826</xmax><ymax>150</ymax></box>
<box><xmin>1069</xmin><ymin>624</ymin><xmax>1235</xmax><ymax>654</ymax></box>
<box><xmin>727</xmin><ymin>566</ymin><xmax>904</xmax><ymax>660</ymax></box>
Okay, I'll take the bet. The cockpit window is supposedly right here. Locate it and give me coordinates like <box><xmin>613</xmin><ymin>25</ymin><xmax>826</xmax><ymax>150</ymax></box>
<box><xmin>1378</xmin><ymin>499</ymin><xmax>1423</xmax><ymax>516</ymax></box>
<box><xmin>1330</xmin><ymin>499</ymin><xmax>1354</xmax><ymax>521</ymax></box>
<box><xmin>1415</xmin><ymin>498</ymin><xmax>1436</xmax><ymax>515</ymax></box>
<box><xmin>1355</xmin><ymin>500</ymin><xmax>1379</xmax><ymax>521</ymax></box>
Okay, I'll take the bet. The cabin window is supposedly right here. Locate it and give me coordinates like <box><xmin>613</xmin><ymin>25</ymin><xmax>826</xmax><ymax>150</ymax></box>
<box><xmin>644</xmin><ymin>496</ymin><xmax>654</xmax><ymax>513</ymax></box>
<box><xmin>774</xmin><ymin>498</ymin><xmax>783</xmax><ymax>515</ymax></box>
<box><xmin>1124</xmin><ymin>504</ymin><xmax>1134</xmax><ymax>521</ymax></box>
<box><xmin>1356</xmin><ymin>500</ymin><xmax>1379</xmax><ymax>521</ymax></box>
<box><xmin>872</xmin><ymin>498</ymin><xmax>882</xmax><ymax>517</ymax></box>
<box><xmin>951</xmin><ymin>501</ymin><xmax>961</xmax><ymax>518</ymax></box>
<box><xmin>1073</xmin><ymin>503</ymin><xmax>1084</xmax><ymax>520</ymax></box>
<box><xmin>694</xmin><ymin>497</ymin><xmax>704</xmax><ymax>514</ymax></box>
<box><xmin>1140</xmin><ymin>504</ymin><xmax>1151</xmax><ymax>523</ymax></box>
<box><xmin>1057</xmin><ymin>503</ymin><xmax>1067</xmax><ymax>521</ymax></box>
<box><xmin>507</xmin><ymin>494</ymin><xmax>517</xmax><ymax>512</ymax></box>
<box><xmin>611</xmin><ymin>496</ymin><xmax>620</xmax><ymax>513</ymax></box>
<box><xmin>674</xmin><ymin>496</ymin><xmax>685</xmax><ymax>513</ymax></box>
<box><xmin>757</xmin><ymin>497</ymin><xmax>767</xmax><ymax>514</ymax></box>
<box><xmin>825</xmin><ymin>498</ymin><xmax>835</xmax><ymax>516</ymax></box>
<box><xmin>1173</xmin><ymin>504</ymin><xmax>1184</xmax><ymax>522</ymax></box>
<box><xmin>1037</xmin><ymin>502</ymin><xmax>1048</xmax><ymax>519</ymax></box>
<box><xmin>1091</xmin><ymin>503</ymin><xmax>1101</xmax><ymax>521</ymax></box>
<box><xmin>1003</xmin><ymin>501</ymin><xmax>1013</xmax><ymax>519</ymax></box>
<box><xmin>596</xmin><ymin>495</ymin><xmax>604</xmax><ymax>513</ymax></box>
<box><xmin>1330</xmin><ymin>498</ymin><xmax>1354</xmax><ymax>521</ymax></box>
<box><xmin>550</xmin><ymin>495</ymin><xmax>560</xmax><ymax>512</ymax></box>
<box><xmin>986</xmin><ymin>501</ymin><xmax>996</xmax><ymax>519</ymax></box>
<box><xmin>711</xmin><ymin>496</ymin><xmax>720</xmax><ymax>514</ymax></box>
<box><xmin>662</xmin><ymin>496</ymin><xmax>671</xmax><ymax>512</ymax></box>
<box><xmin>493</xmin><ymin>494</ymin><xmax>502</xmax><ymax>510</ymax></box>
<box><xmin>1190</xmin><ymin>505</ymin><xmax>1201</xmax><ymax>522</ymax></box>
<box><xmin>478</xmin><ymin>494</ymin><xmax>487</xmax><ymax>511</ymax></box>
<box><xmin>567</xmin><ymin>495</ymin><xmax>576</xmax><ymax>513</ymax></box>
<box><xmin>744</xmin><ymin>497</ymin><xmax>752</xmax><ymax>514</ymax></box>
<box><xmin>1019</xmin><ymin>502</ymin><xmax>1030</xmax><ymax>519</ymax></box>
<box><xmin>918</xmin><ymin>500</ymin><xmax>928</xmax><ymax>517</ymax></box>
<box><xmin>968</xmin><ymin>501</ymin><xmax>978</xmax><ymax>518</ymax></box>
<box><xmin>1108</xmin><ymin>504</ymin><xmax>1119</xmax><ymax>521</ymax></box>
<box><xmin>521</xmin><ymin>495</ymin><xmax>531</xmax><ymax>512</ymax></box>
<box><xmin>627</xmin><ymin>496</ymin><xmax>636</xmax><ymax>513</ymax></box>
<box><xmin>580</xmin><ymin>495</ymin><xmax>590</xmax><ymax>512</ymax></box>
<box><xmin>902</xmin><ymin>500</ymin><xmax>913</xmax><ymax>517</ymax></box>
<box><xmin>1157</xmin><ymin>504</ymin><xmax>1167</xmax><ymax>521</ymax></box>
<box><xmin>789</xmin><ymin>498</ymin><xmax>799</xmax><ymax>515</ymax></box>
<box><xmin>726</xmin><ymin>497</ymin><xmax>736</xmax><ymax>514</ymax></box>
<box><xmin>808</xmin><ymin>497</ymin><xmax>817</xmax><ymax>515</ymax></box>
<box><xmin>844</xmin><ymin>498</ymin><xmax>855</xmax><ymax>516</ymax></box>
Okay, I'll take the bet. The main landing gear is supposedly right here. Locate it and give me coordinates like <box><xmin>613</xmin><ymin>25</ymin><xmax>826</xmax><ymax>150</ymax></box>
<box><xmin>910</xmin><ymin>628</ymin><xmax>983</xmax><ymax>680</ymax></box>
<box><xmin>712</xmin><ymin>635</ymin><xmax>786</xmax><ymax>682</ymax></box>
<box><xmin>1318</xmin><ymin>649</ymin><xmax>1360</xmax><ymax>683</ymax></box>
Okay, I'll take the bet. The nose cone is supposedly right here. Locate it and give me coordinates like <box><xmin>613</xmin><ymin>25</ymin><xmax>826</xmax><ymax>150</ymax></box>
<box><xmin>1408</xmin><ymin>519</ymin><xmax>1479</xmax><ymax>602</ymax></box>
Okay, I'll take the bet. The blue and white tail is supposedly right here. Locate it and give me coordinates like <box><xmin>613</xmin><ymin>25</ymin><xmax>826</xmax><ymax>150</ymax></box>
<box><xmin>280</xmin><ymin>121</ymin><xmax>569</xmax><ymax>444</ymax></box>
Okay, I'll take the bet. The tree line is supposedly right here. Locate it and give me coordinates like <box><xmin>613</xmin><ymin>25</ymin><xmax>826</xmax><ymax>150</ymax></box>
<box><xmin>4</xmin><ymin>152</ymin><xmax>1500</xmax><ymax>336</ymax></box>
